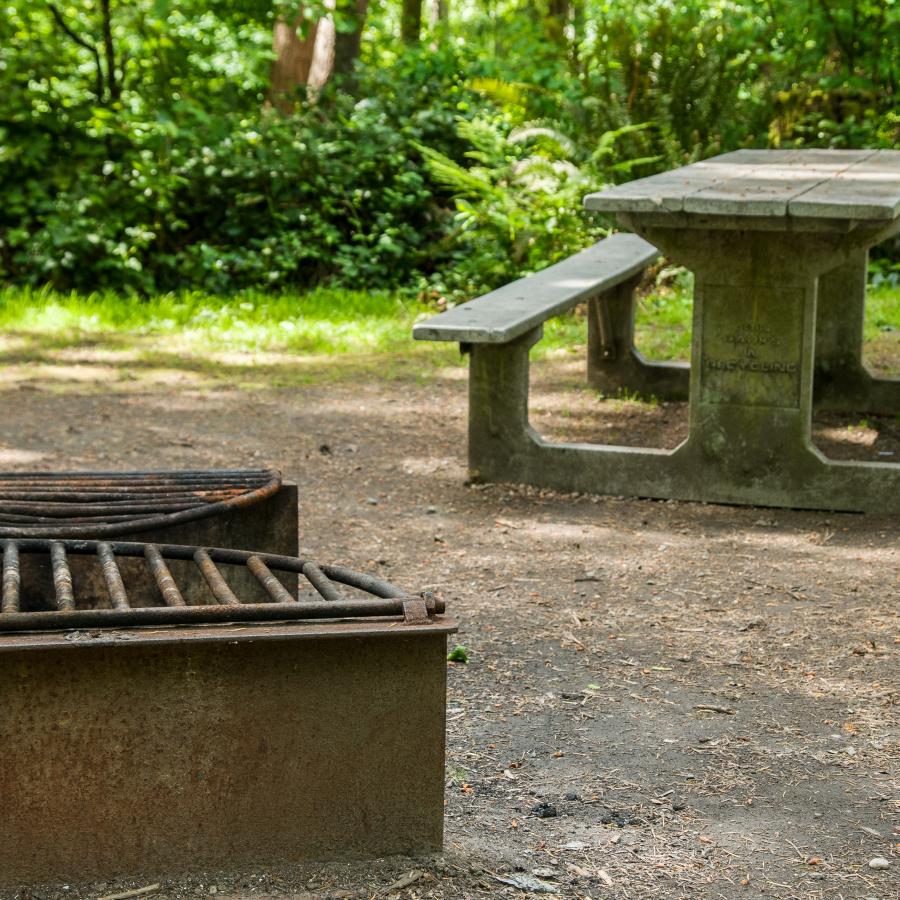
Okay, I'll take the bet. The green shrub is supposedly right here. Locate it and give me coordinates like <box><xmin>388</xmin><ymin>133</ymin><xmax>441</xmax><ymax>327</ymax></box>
<box><xmin>0</xmin><ymin>40</ymin><xmax>488</xmax><ymax>294</ymax></box>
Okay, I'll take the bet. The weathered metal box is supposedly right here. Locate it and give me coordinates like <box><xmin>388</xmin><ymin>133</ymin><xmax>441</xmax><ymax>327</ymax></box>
<box><xmin>0</xmin><ymin>543</ymin><xmax>455</xmax><ymax>888</ymax></box>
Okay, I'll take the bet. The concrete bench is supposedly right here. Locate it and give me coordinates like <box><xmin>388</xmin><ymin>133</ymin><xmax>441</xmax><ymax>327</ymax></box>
<box><xmin>413</xmin><ymin>233</ymin><xmax>688</xmax><ymax>483</ymax></box>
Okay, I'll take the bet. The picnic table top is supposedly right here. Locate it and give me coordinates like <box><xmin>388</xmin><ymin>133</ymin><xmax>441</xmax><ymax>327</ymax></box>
<box><xmin>584</xmin><ymin>149</ymin><xmax>900</xmax><ymax>222</ymax></box>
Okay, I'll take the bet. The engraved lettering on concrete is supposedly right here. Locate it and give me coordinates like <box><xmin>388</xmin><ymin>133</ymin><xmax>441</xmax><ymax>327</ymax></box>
<box><xmin>698</xmin><ymin>284</ymin><xmax>805</xmax><ymax>409</ymax></box>
<box><xmin>704</xmin><ymin>358</ymin><xmax>798</xmax><ymax>374</ymax></box>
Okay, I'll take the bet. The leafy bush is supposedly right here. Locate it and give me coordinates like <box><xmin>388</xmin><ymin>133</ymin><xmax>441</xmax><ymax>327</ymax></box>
<box><xmin>1</xmin><ymin>1</ymin><xmax>896</xmax><ymax>297</ymax></box>
<box><xmin>3</xmin><ymin>32</ymin><xmax>493</xmax><ymax>291</ymax></box>
<box><xmin>417</xmin><ymin>116</ymin><xmax>659</xmax><ymax>296</ymax></box>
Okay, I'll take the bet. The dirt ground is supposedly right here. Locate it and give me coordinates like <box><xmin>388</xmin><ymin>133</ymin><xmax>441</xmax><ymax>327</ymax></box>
<box><xmin>1</xmin><ymin>348</ymin><xmax>898</xmax><ymax>900</ymax></box>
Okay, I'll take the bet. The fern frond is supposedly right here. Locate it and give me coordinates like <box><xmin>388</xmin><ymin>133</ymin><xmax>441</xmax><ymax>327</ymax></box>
<box><xmin>413</xmin><ymin>142</ymin><xmax>502</xmax><ymax>201</ymax></box>
<box><xmin>507</xmin><ymin>126</ymin><xmax>577</xmax><ymax>159</ymax></box>
<box><xmin>468</xmin><ymin>77</ymin><xmax>533</xmax><ymax>109</ymax></box>
<box><xmin>456</xmin><ymin>117</ymin><xmax>507</xmax><ymax>165</ymax></box>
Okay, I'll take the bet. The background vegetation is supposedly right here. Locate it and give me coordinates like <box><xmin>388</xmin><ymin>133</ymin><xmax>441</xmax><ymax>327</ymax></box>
<box><xmin>2</xmin><ymin>0</ymin><xmax>898</xmax><ymax>303</ymax></box>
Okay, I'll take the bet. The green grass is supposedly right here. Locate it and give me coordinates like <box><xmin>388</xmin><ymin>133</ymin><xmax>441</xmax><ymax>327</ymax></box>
<box><xmin>0</xmin><ymin>276</ymin><xmax>897</xmax><ymax>387</ymax></box>
<box><xmin>0</xmin><ymin>286</ymin><xmax>425</xmax><ymax>355</ymax></box>
<box><xmin>542</xmin><ymin>274</ymin><xmax>899</xmax><ymax>372</ymax></box>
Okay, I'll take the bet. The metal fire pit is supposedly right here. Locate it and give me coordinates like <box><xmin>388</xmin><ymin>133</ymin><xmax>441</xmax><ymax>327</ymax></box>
<box><xmin>0</xmin><ymin>540</ymin><xmax>456</xmax><ymax>886</ymax></box>
<box><xmin>0</xmin><ymin>468</ymin><xmax>299</xmax><ymax>606</ymax></box>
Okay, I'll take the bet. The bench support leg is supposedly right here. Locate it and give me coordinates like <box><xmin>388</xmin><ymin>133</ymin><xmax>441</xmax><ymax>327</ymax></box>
<box><xmin>467</xmin><ymin>328</ymin><xmax>542</xmax><ymax>484</ymax></box>
<box><xmin>813</xmin><ymin>248</ymin><xmax>899</xmax><ymax>414</ymax></box>
<box><xmin>586</xmin><ymin>274</ymin><xmax>689</xmax><ymax>400</ymax></box>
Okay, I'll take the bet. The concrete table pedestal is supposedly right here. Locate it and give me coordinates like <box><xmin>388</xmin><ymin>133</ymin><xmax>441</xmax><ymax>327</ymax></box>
<box><xmin>472</xmin><ymin>150</ymin><xmax>900</xmax><ymax>513</ymax></box>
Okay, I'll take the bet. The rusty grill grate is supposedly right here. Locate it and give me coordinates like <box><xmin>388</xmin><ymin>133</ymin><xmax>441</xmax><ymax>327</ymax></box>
<box><xmin>0</xmin><ymin>539</ymin><xmax>440</xmax><ymax>632</ymax></box>
<box><xmin>0</xmin><ymin>468</ymin><xmax>281</xmax><ymax>538</ymax></box>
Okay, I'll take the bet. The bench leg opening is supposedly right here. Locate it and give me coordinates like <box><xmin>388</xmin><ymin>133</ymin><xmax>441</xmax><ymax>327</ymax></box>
<box><xmin>586</xmin><ymin>274</ymin><xmax>690</xmax><ymax>402</ymax></box>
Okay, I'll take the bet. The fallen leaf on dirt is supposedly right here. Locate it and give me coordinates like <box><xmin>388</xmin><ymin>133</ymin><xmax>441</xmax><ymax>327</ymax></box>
<box><xmin>562</xmin><ymin>631</ymin><xmax>585</xmax><ymax>650</ymax></box>
<box><xmin>379</xmin><ymin>870</ymin><xmax>427</xmax><ymax>895</ymax></box>
<box><xmin>492</xmin><ymin>873</ymin><xmax>559</xmax><ymax>893</ymax></box>
<box><xmin>693</xmin><ymin>704</ymin><xmax>735</xmax><ymax>715</ymax></box>
<box><xmin>98</xmin><ymin>886</ymin><xmax>160</xmax><ymax>900</ymax></box>
<box><xmin>565</xmin><ymin>862</ymin><xmax>590</xmax><ymax>877</ymax></box>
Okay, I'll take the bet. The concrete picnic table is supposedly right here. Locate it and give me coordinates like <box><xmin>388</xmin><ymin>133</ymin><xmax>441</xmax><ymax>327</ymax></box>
<box><xmin>582</xmin><ymin>149</ymin><xmax>899</xmax><ymax>512</ymax></box>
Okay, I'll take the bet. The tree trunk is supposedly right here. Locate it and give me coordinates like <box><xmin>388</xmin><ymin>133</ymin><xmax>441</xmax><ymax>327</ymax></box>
<box><xmin>545</xmin><ymin>0</ymin><xmax>570</xmax><ymax>48</ymax></box>
<box><xmin>307</xmin><ymin>13</ymin><xmax>335</xmax><ymax>91</ymax></box>
<box><xmin>333</xmin><ymin>0</ymin><xmax>369</xmax><ymax>80</ymax></box>
<box><xmin>269</xmin><ymin>14</ymin><xmax>320</xmax><ymax>112</ymax></box>
<box><xmin>429</xmin><ymin>0</ymin><xmax>449</xmax><ymax>28</ymax></box>
<box><xmin>401</xmin><ymin>0</ymin><xmax>422</xmax><ymax>44</ymax></box>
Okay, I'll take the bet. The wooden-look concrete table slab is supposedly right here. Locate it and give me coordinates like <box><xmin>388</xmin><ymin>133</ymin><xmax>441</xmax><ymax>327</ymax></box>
<box><xmin>490</xmin><ymin>149</ymin><xmax>898</xmax><ymax>512</ymax></box>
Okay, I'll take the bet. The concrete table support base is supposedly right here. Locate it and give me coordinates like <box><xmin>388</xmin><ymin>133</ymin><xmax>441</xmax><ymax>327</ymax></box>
<box><xmin>467</xmin><ymin>227</ymin><xmax>899</xmax><ymax>513</ymax></box>
<box><xmin>814</xmin><ymin>250</ymin><xmax>900</xmax><ymax>414</ymax></box>
<box><xmin>587</xmin><ymin>249</ymin><xmax>899</xmax><ymax>415</ymax></box>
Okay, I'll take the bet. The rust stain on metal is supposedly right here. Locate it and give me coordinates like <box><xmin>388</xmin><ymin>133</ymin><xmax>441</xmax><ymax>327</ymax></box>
<box><xmin>49</xmin><ymin>541</ymin><xmax>76</xmax><ymax>611</ymax></box>
<box><xmin>98</xmin><ymin>542</ymin><xmax>130</xmax><ymax>610</ymax></box>
<box><xmin>145</xmin><ymin>543</ymin><xmax>187</xmax><ymax>607</ymax></box>
<box><xmin>247</xmin><ymin>554</ymin><xmax>296</xmax><ymax>603</ymax></box>
<box><xmin>403</xmin><ymin>598</ymin><xmax>430</xmax><ymax>624</ymax></box>
<box><xmin>0</xmin><ymin>629</ymin><xmax>454</xmax><ymax>884</ymax></box>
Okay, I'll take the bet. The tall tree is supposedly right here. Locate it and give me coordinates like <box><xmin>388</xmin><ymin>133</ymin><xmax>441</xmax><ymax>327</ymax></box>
<box><xmin>401</xmin><ymin>0</ymin><xmax>422</xmax><ymax>44</ymax></box>
<box><xmin>269</xmin><ymin>0</ymin><xmax>367</xmax><ymax>106</ymax></box>
<box><xmin>333</xmin><ymin>0</ymin><xmax>369</xmax><ymax>79</ymax></box>
<box><xmin>269</xmin><ymin>12</ymin><xmax>320</xmax><ymax>111</ymax></box>
<box><xmin>428</xmin><ymin>0</ymin><xmax>448</xmax><ymax>29</ymax></box>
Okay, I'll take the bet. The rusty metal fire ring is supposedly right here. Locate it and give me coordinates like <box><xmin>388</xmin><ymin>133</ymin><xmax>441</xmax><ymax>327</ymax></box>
<box><xmin>0</xmin><ymin>539</ymin><xmax>442</xmax><ymax>632</ymax></box>
<box><xmin>0</xmin><ymin>468</ymin><xmax>281</xmax><ymax>538</ymax></box>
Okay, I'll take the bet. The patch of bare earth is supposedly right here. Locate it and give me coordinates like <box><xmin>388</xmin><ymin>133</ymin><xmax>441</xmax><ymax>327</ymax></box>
<box><xmin>2</xmin><ymin>354</ymin><xmax>897</xmax><ymax>900</ymax></box>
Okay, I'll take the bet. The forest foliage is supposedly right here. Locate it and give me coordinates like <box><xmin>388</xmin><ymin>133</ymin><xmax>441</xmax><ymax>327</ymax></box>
<box><xmin>1</xmin><ymin>1</ymin><xmax>898</xmax><ymax>297</ymax></box>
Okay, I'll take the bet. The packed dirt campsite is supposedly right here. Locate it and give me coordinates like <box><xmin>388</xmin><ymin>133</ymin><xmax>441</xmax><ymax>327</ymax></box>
<box><xmin>1</xmin><ymin>2</ymin><xmax>898</xmax><ymax>899</ymax></box>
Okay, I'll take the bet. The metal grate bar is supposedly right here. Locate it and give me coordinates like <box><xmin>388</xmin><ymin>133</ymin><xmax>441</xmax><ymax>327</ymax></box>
<box><xmin>0</xmin><ymin>468</ymin><xmax>273</xmax><ymax>481</ymax></box>
<box><xmin>97</xmin><ymin>542</ymin><xmax>130</xmax><ymax>610</ymax></box>
<box><xmin>0</xmin><ymin>597</ymin><xmax>439</xmax><ymax>632</ymax></box>
<box><xmin>145</xmin><ymin>544</ymin><xmax>186</xmax><ymax>607</ymax></box>
<box><xmin>1</xmin><ymin>540</ymin><xmax>20</xmax><ymax>613</ymax></box>
<box><xmin>301</xmin><ymin>562</ymin><xmax>343</xmax><ymax>602</ymax></box>
<box><xmin>0</xmin><ymin>468</ymin><xmax>281</xmax><ymax>539</ymax></box>
<box><xmin>194</xmin><ymin>549</ymin><xmax>240</xmax><ymax>606</ymax></box>
<box><xmin>247</xmin><ymin>555</ymin><xmax>295</xmax><ymax>604</ymax></box>
<box><xmin>49</xmin><ymin>541</ymin><xmax>76</xmax><ymax>612</ymax></box>
<box><xmin>320</xmin><ymin>564</ymin><xmax>404</xmax><ymax>599</ymax></box>
<box><xmin>0</xmin><ymin>540</ymin><xmax>439</xmax><ymax>633</ymax></box>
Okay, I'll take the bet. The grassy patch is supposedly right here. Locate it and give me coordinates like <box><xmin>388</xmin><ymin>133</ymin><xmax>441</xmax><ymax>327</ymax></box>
<box><xmin>0</xmin><ymin>286</ymin><xmax>464</xmax><ymax>391</ymax></box>
<box><xmin>0</xmin><ymin>286</ymin><xmax>428</xmax><ymax>355</ymax></box>
<box><xmin>0</xmin><ymin>277</ymin><xmax>897</xmax><ymax>390</ymax></box>
<box><xmin>541</xmin><ymin>275</ymin><xmax>898</xmax><ymax>374</ymax></box>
